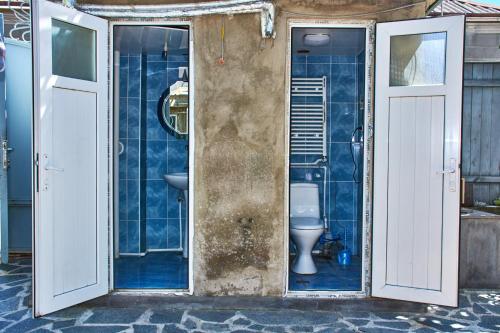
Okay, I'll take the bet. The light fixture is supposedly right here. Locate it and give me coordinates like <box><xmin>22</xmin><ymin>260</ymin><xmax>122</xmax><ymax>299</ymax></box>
<box><xmin>303</xmin><ymin>33</ymin><xmax>330</xmax><ymax>47</ymax></box>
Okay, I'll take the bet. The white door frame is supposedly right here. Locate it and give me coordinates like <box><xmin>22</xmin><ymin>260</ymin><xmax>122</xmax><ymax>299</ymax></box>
<box><xmin>109</xmin><ymin>20</ymin><xmax>195</xmax><ymax>295</ymax></box>
<box><xmin>0</xmin><ymin>16</ymin><xmax>8</xmax><ymax>264</ymax></box>
<box><xmin>283</xmin><ymin>20</ymin><xmax>375</xmax><ymax>298</ymax></box>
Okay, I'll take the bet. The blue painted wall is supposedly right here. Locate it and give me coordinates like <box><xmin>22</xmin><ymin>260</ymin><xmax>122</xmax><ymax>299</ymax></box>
<box><xmin>6</xmin><ymin>39</ymin><xmax>32</xmax><ymax>253</ymax></box>
<box><xmin>290</xmin><ymin>53</ymin><xmax>365</xmax><ymax>255</ymax></box>
<box><xmin>118</xmin><ymin>51</ymin><xmax>188</xmax><ymax>255</ymax></box>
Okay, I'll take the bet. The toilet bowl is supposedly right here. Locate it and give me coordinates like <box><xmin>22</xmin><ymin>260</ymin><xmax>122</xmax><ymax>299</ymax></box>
<box><xmin>290</xmin><ymin>183</ymin><xmax>324</xmax><ymax>275</ymax></box>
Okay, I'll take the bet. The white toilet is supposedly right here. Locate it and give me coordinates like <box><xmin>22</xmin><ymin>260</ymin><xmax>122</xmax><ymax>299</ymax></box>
<box><xmin>290</xmin><ymin>183</ymin><xmax>324</xmax><ymax>275</ymax></box>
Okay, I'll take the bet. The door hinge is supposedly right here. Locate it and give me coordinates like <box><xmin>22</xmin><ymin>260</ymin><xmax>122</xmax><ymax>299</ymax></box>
<box><xmin>2</xmin><ymin>139</ymin><xmax>13</xmax><ymax>170</ymax></box>
<box><xmin>367</xmin><ymin>123</ymin><xmax>374</xmax><ymax>139</ymax></box>
<box><xmin>35</xmin><ymin>153</ymin><xmax>39</xmax><ymax>193</ymax></box>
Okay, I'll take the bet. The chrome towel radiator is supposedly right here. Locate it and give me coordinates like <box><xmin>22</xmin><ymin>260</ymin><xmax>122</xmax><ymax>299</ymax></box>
<box><xmin>290</xmin><ymin>77</ymin><xmax>327</xmax><ymax>163</ymax></box>
<box><xmin>290</xmin><ymin>77</ymin><xmax>328</xmax><ymax>229</ymax></box>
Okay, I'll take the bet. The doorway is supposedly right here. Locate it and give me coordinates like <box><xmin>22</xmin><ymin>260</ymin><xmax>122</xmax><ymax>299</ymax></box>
<box><xmin>112</xmin><ymin>24</ymin><xmax>193</xmax><ymax>290</ymax></box>
<box><xmin>286</xmin><ymin>25</ymin><xmax>369</xmax><ymax>293</ymax></box>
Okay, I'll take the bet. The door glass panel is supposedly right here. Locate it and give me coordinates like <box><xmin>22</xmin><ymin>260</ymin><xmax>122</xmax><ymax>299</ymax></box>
<box><xmin>52</xmin><ymin>19</ymin><xmax>96</xmax><ymax>81</ymax></box>
<box><xmin>390</xmin><ymin>32</ymin><xmax>446</xmax><ymax>86</ymax></box>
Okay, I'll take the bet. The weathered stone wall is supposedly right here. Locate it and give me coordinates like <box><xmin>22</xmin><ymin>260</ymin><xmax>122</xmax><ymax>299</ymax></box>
<box><xmin>84</xmin><ymin>0</ymin><xmax>436</xmax><ymax>296</ymax></box>
<box><xmin>192</xmin><ymin>12</ymin><xmax>284</xmax><ymax>296</ymax></box>
<box><xmin>190</xmin><ymin>1</ymin><xmax>432</xmax><ymax>296</ymax></box>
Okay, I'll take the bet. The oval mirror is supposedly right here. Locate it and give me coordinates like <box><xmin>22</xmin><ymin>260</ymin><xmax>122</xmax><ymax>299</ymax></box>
<box><xmin>158</xmin><ymin>80</ymin><xmax>189</xmax><ymax>139</ymax></box>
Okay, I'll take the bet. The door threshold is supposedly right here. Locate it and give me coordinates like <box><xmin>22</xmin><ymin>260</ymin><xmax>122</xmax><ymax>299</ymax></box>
<box><xmin>82</xmin><ymin>294</ymin><xmax>429</xmax><ymax>313</ymax></box>
<box><xmin>113</xmin><ymin>289</ymin><xmax>191</xmax><ymax>295</ymax></box>
<box><xmin>285</xmin><ymin>290</ymin><xmax>366</xmax><ymax>299</ymax></box>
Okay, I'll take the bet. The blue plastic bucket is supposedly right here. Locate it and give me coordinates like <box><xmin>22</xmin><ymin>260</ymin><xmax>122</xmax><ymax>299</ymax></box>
<box><xmin>337</xmin><ymin>248</ymin><xmax>352</xmax><ymax>266</ymax></box>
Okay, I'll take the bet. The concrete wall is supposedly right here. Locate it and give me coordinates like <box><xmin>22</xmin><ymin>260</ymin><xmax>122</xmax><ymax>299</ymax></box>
<box><xmin>90</xmin><ymin>0</ymin><xmax>434</xmax><ymax>296</ymax></box>
<box><xmin>460</xmin><ymin>213</ymin><xmax>500</xmax><ymax>289</ymax></box>
<box><xmin>190</xmin><ymin>1</ymin><xmax>429</xmax><ymax>296</ymax></box>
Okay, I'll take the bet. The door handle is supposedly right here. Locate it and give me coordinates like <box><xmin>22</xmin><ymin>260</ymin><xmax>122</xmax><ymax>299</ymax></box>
<box><xmin>2</xmin><ymin>139</ymin><xmax>12</xmax><ymax>169</ymax></box>
<box><xmin>436</xmin><ymin>158</ymin><xmax>457</xmax><ymax>175</ymax></box>
<box><xmin>44</xmin><ymin>164</ymin><xmax>64</xmax><ymax>172</ymax></box>
<box><xmin>436</xmin><ymin>168</ymin><xmax>456</xmax><ymax>175</ymax></box>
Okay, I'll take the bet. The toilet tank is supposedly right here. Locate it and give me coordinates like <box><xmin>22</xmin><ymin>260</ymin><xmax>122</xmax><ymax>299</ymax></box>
<box><xmin>290</xmin><ymin>183</ymin><xmax>320</xmax><ymax>218</ymax></box>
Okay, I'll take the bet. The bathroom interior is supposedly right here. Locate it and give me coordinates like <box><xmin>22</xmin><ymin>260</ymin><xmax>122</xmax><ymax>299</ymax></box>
<box><xmin>113</xmin><ymin>25</ymin><xmax>190</xmax><ymax>289</ymax></box>
<box><xmin>289</xmin><ymin>27</ymin><xmax>365</xmax><ymax>291</ymax></box>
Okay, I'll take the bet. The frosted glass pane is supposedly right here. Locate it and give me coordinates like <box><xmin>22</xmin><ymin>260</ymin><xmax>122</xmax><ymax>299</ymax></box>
<box><xmin>390</xmin><ymin>32</ymin><xmax>446</xmax><ymax>87</ymax></box>
<box><xmin>52</xmin><ymin>19</ymin><xmax>96</xmax><ymax>81</ymax></box>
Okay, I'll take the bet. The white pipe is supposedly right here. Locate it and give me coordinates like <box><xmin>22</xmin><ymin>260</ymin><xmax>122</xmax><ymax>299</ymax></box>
<box><xmin>290</xmin><ymin>158</ymin><xmax>325</xmax><ymax>166</ymax></box>
<box><xmin>78</xmin><ymin>0</ymin><xmax>275</xmax><ymax>38</ymax></box>
<box><xmin>178</xmin><ymin>197</ymin><xmax>183</xmax><ymax>255</ymax></box>
<box><xmin>113</xmin><ymin>50</ymin><xmax>120</xmax><ymax>259</ymax></box>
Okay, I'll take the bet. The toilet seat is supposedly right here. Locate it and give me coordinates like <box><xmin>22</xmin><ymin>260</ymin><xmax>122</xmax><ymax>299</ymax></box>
<box><xmin>291</xmin><ymin>217</ymin><xmax>323</xmax><ymax>230</ymax></box>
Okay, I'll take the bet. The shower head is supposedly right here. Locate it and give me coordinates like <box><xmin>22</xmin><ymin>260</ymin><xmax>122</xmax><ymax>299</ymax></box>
<box><xmin>351</xmin><ymin>126</ymin><xmax>363</xmax><ymax>142</ymax></box>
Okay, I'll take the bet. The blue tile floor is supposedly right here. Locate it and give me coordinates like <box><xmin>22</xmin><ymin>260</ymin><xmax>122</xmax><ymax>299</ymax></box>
<box><xmin>114</xmin><ymin>252</ymin><xmax>188</xmax><ymax>289</ymax></box>
<box><xmin>289</xmin><ymin>255</ymin><xmax>361</xmax><ymax>291</ymax></box>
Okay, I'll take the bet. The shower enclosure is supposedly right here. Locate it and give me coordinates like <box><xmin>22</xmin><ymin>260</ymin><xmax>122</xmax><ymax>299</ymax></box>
<box><xmin>288</xmin><ymin>27</ymin><xmax>366</xmax><ymax>292</ymax></box>
<box><xmin>113</xmin><ymin>25</ymin><xmax>190</xmax><ymax>289</ymax></box>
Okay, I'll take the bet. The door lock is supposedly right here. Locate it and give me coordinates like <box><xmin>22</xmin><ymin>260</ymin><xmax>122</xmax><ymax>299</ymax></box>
<box><xmin>2</xmin><ymin>139</ymin><xmax>13</xmax><ymax>170</ymax></box>
<box><xmin>437</xmin><ymin>158</ymin><xmax>457</xmax><ymax>192</ymax></box>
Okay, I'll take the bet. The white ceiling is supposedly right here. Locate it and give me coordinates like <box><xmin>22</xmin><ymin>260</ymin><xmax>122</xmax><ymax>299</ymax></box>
<box><xmin>113</xmin><ymin>25</ymin><xmax>189</xmax><ymax>54</ymax></box>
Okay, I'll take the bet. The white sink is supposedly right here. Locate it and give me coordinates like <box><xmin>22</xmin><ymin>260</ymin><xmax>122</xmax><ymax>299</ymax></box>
<box><xmin>164</xmin><ymin>172</ymin><xmax>189</xmax><ymax>259</ymax></box>
<box><xmin>164</xmin><ymin>172</ymin><xmax>188</xmax><ymax>191</ymax></box>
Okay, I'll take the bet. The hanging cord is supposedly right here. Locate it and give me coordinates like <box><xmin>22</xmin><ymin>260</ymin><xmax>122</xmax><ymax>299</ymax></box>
<box><xmin>217</xmin><ymin>16</ymin><xmax>225</xmax><ymax>65</ymax></box>
<box><xmin>328</xmin><ymin>182</ymin><xmax>348</xmax><ymax>246</ymax></box>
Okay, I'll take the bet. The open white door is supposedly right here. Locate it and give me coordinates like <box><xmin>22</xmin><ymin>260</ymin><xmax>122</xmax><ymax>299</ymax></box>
<box><xmin>0</xmin><ymin>15</ymin><xmax>8</xmax><ymax>265</ymax></box>
<box><xmin>372</xmin><ymin>15</ymin><xmax>464</xmax><ymax>307</ymax></box>
<box><xmin>32</xmin><ymin>0</ymin><xmax>109</xmax><ymax>316</ymax></box>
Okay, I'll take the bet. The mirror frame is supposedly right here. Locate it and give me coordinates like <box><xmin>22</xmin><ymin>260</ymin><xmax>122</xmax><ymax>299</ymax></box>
<box><xmin>157</xmin><ymin>83</ymin><xmax>188</xmax><ymax>139</ymax></box>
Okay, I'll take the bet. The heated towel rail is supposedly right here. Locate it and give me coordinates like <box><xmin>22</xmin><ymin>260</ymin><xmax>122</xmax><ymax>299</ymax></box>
<box><xmin>290</xmin><ymin>77</ymin><xmax>327</xmax><ymax>163</ymax></box>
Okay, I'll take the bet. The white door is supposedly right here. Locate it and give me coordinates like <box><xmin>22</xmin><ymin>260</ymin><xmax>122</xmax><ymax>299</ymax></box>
<box><xmin>372</xmin><ymin>15</ymin><xmax>464</xmax><ymax>307</ymax></box>
<box><xmin>0</xmin><ymin>19</ymin><xmax>8</xmax><ymax>264</ymax></box>
<box><xmin>32</xmin><ymin>0</ymin><xmax>109</xmax><ymax>316</ymax></box>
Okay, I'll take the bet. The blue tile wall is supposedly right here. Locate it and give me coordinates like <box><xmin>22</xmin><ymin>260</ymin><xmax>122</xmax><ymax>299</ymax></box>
<box><xmin>140</xmin><ymin>55</ymin><xmax>148</xmax><ymax>254</ymax></box>
<box><xmin>144</xmin><ymin>52</ymin><xmax>188</xmax><ymax>251</ymax></box>
<box><xmin>118</xmin><ymin>54</ymin><xmax>144</xmax><ymax>254</ymax></box>
<box><xmin>290</xmin><ymin>53</ymin><xmax>365</xmax><ymax>256</ymax></box>
<box><xmin>119</xmin><ymin>51</ymin><xmax>189</xmax><ymax>255</ymax></box>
